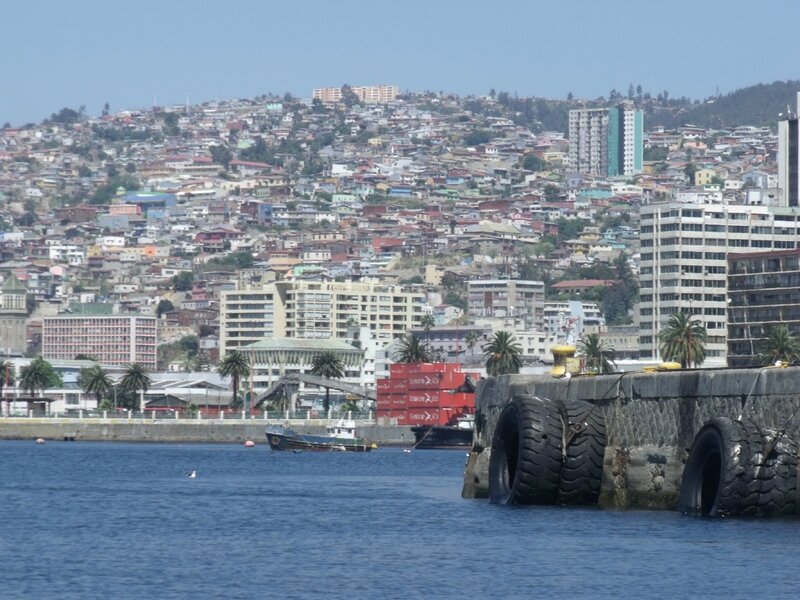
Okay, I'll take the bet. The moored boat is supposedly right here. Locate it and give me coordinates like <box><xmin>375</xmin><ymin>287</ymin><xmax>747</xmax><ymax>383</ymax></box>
<box><xmin>266</xmin><ymin>419</ymin><xmax>373</xmax><ymax>452</ymax></box>
<box><xmin>411</xmin><ymin>414</ymin><xmax>474</xmax><ymax>449</ymax></box>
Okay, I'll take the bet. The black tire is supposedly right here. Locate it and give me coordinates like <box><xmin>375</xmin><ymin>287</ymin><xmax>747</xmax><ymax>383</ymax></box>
<box><xmin>679</xmin><ymin>417</ymin><xmax>760</xmax><ymax>517</ymax></box>
<box><xmin>556</xmin><ymin>399</ymin><xmax>607</xmax><ymax>506</ymax></box>
<box><xmin>749</xmin><ymin>427</ymin><xmax>799</xmax><ymax>517</ymax></box>
<box><xmin>488</xmin><ymin>395</ymin><xmax>562</xmax><ymax>505</ymax></box>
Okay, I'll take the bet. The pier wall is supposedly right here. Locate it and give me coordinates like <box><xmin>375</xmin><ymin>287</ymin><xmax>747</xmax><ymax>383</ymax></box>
<box><xmin>0</xmin><ymin>418</ymin><xmax>413</xmax><ymax>445</ymax></box>
<box><xmin>462</xmin><ymin>367</ymin><xmax>800</xmax><ymax>509</ymax></box>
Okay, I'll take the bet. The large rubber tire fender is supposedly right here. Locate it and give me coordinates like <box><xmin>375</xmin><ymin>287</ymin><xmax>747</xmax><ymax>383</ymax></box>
<box><xmin>556</xmin><ymin>399</ymin><xmax>607</xmax><ymax>506</ymax></box>
<box><xmin>748</xmin><ymin>427</ymin><xmax>799</xmax><ymax>517</ymax></box>
<box><xmin>679</xmin><ymin>417</ymin><xmax>758</xmax><ymax>517</ymax></box>
<box><xmin>488</xmin><ymin>395</ymin><xmax>562</xmax><ymax>505</ymax></box>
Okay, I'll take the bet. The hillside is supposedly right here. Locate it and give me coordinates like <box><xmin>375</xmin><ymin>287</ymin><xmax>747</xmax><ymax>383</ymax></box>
<box><xmin>460</xmin><ymin>80</ymin><xmax>800</xmax><ymax>133</ymax></box>
<box><xmin>644</xmin><ymin>80</ymin><xmax>800</xmax><ymax>130</ymax></box>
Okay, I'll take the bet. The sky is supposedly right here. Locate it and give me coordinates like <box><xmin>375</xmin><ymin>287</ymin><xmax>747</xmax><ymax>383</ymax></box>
<box><xmin>2</xmin><ymin>0</ymin><xmax>799</xmax><ymax>125</ymax></box>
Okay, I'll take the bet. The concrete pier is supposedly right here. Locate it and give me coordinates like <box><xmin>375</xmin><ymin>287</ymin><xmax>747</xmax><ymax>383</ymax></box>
<box><xmin>0</xmin><ymin>417</ymin><xmax>414</xmax><ymax>446</ymax></box>
<box><xmin>463</xmin><ymin>366</ymin><xmax>800</xmax><ymax>510</ymax></box>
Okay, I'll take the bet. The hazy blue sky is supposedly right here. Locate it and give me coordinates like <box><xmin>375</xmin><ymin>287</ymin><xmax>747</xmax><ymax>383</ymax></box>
<box><xmin>2</xmin><ymin>0</ymin><xmax>798</xmax><ymax>125</ymax></box>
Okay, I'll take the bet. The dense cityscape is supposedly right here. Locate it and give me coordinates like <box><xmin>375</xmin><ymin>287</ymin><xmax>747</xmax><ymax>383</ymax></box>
<box><xmin>1</xmin><ymin>81</ymin><xmax>800</xmax><ymax>416</ymax></box>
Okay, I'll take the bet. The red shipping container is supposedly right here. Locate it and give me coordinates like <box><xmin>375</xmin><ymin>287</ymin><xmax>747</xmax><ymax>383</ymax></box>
<box><xmin>439</xmin><ymin>391</ymin><xmax>475</xmax><ymax>410</ymax></box>
<box><xmin>406</xmin><ymin>407</ymin><xmax>449</xmax><ymax>426</ymax></box>
<box><xmin>376</xmin><ymin>392</ymin><xmax>407</xmax><ymax>411</ymax></box>
<box><xmin>387</xmin><ymin>378</ymin><xmax>408</xmax><ymax>393</ymax></box>
<box><xmin>376</xmin><ymin>378</ymin><xmax>392</xmax><ymax>392</ymax></box>
<box><xmin>390</xmin><ymin>363</ymin><xmax>412</xmax><ymax>377</ymax></box>
<box><xmin>407</xmin><ymin>372</ymin><xmax>442</xmax><ymax>390</ymax></box>
<box><xmin>407</xmin><ymin>390</ymin><xmax>441</xmax><ymax>408</ymax></box>
<box><xmin>377</xmin><ymin>409</ymin><xmax>406</xmax><ymax>424</ymax></box>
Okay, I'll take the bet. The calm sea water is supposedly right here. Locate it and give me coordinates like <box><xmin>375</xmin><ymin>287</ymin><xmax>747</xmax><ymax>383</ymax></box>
<box><xmin>2</xmin><ymin>440</ymin><xmax>800</xmax><ymax>600</ymax></box>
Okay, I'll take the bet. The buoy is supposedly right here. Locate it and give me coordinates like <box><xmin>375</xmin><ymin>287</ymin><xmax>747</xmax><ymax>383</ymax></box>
<box><xmin>244</xmin><ymin>440</ymin><xmax>255</xmax><ymax>447</ymax></box>
<box><xmin>35</xmin><ymin>438</ymin><xmax>45</xmax><ymax>444</ymax></box>
<box><xmin>403</xmin><ymin>449</ymin><xmax>412</xmax><ymax>454</ymax></box>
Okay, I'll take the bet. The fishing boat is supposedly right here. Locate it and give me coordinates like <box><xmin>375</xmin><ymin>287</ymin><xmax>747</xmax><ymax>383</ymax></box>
<box><xmin>411</xmin><ymin>414</ymin><xmax>474</xmax><ymax>449</ymax></box>
<box><xmin>266</xmin><ymin>419</ymin><xmax>373</xmax><ymax>452</ymax></box>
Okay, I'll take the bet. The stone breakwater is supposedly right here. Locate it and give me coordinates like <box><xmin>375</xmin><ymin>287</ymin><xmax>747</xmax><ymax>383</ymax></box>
<box><xmin>0</xmin><ymin>418</ymin><xmax>414</xmax><ymax>445</ymax></box>
<box><xmin>463</xmin><ymin>367</ymin><xmax>800</xmax><ymax>510</ymax></box>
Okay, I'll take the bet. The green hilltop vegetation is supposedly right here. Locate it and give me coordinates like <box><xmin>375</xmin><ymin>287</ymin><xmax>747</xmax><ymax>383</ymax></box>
<box><xmin>460</xmin><ymin>79</ymin><xmax>800</xmax><ymax>133</ymax></box>
<box><xmin>645</xmin><ymin>79</ymin><xmax>800</xmax><ymax>130</ymax></box>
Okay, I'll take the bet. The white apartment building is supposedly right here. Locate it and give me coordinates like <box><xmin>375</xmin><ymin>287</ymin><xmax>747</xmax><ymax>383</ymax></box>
<box><xmin>467</xmin><ymin>279</ymin><xmax>545</xmax><ymax>330</ymax></box>
<box><xmin>220</xmin><ymin>280</ymin><xmax>426</xmax><ymax>355</ymax></box>
<box><xmin>638</xmin><ymin>201</ymin><xmax>800</xmax><ymax>364</ymax></box>
<box><xmin>568</xmin><ymin>108</ymin><xmax>608</xmax><ymax>176</ymax></box>
<box><xmin>312</xmin><ymin>85</ymin><xmax>399</xmax><ymax>104</ymax></box>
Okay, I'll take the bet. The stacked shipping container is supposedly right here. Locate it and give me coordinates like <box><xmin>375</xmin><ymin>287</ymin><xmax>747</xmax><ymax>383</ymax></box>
<box><xmin>376</xmin><ymin>363</ymin><xmax>480</xmax><ymax>425</ymax></box>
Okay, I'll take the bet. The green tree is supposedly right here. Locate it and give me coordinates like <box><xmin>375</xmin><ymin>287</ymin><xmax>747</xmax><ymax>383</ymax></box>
<box><xmin>309</xmin><ymin>350</ymin><xmax>346</xmax><ymax>412</ymax></box>
<box><xmin>521</xmin><ymin>153</ymin><xmax>548</xmax><ymax>172</ymax></box>
<box><xmin>395</xmin><ymin>335</ymin><xmax>432</xmax><ymax>364</ymax></box>
<box><xmin>78</xmin><ymin>365</ymin><xmax>113</xmax><ymax>406</ymax></box>
<box><xmin>156</xmin><ymin>298</ymin><xmax>174</xmax><ymax>318</ymax></box>
<box><xmin>172</xmin><ymin>271</ymin><xmax>194</xmax><ymax>292</ymax></box>
<box><xmin>119</xmin><ymin>363</ymin><xmax>152</xmax><ymax>413</ymax></box>
<box><xmin>577</xmin><ymin>333</ymin><xmax>617</xmax><ymax>374</ymax></box>
<box><xmin>756</xmin><ymin>325</ymin><xmax>800</xmax><ymax>366</ymax></box>
<box><xmin>19</xmin><ymin>357</ymin><xmax>58</xmax><ymax>397</ymax></box>
<box><xmin>658</xmin><ymin>312</ymin><xmax>707</xmax><ymax>368</ymax></box>
<box><xmin>464</xmin><ymin>130</ymin><xmax>491</xmax><ymax>146</ymax></box>
<box><xmin>210</xmin><ymin>144</ymin><xmax>232</xmax><ymax>169</ymax></box>
<box><xmin>483</xmin><ymin>331</ymin><xmax>523</xmax><ymax>376</ymax></box>
<box><xmin>420</xmin><ymin>314</ymin><xmax>436</xmax><ymax>332</ymax></box>
<box><xmin>217</xmin><ymin>351</ymin><xmax>250</xmax><ymax>412</ymax></box>
<box><xmin>465</xmin><ymin>331</ymin><xmax>479</xmax><ymax>355</ymax></box>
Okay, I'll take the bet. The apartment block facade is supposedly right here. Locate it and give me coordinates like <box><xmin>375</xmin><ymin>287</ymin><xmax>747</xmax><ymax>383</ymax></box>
<box><xmin>467</xmin><ymin>279</ymin><xmax>545</xmax><ymax>330</ymax></box>
<box><xmin>777</xmin><ymin>92</ymin><xmax>800</xmax><ymax>207</ymax></box>
<box><xmin>638</xmin><ymin>202</ymin><xmax>800</xmax><ymax>364</ymax></box>
<box><xmin>569</xmin><ymin>102</ymin><xmax>643</xmax><ymax>177</ymax></box>
<box><xmin>220</xmin><ymin>281</ymin><xmax>426</xmax><ymax>355</ymax></box>
<box><xmin>727</xmin><ymin>249</ymin><xmax>800</xmax><ymax>367</ymax></box>
<box><xmin>42</xmin><ymin>315</ymin><xmax>158</xmax><ymax>369</ymax></box>
<box><xmin>312</xmin><ymin>85</ymin><xmax>399</xmax><ymax>104</ymax></box>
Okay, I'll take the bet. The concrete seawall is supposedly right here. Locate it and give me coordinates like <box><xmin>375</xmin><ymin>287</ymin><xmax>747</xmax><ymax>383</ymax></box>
<box><xmin>0</xmin><ymin>418</ymin><xmax>415</xmax><ymax>446</ymax></box>
<box><xmin>463</xmin><ymin>366</ymin><xmax>800</xmax><ymax>510</ymax></box>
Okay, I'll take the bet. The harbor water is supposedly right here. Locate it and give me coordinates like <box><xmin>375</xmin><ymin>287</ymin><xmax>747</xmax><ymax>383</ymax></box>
<box><xmin>2</xmin><ymin>440</ymin><xmax>799</xmax><ymax>599</ymax></box>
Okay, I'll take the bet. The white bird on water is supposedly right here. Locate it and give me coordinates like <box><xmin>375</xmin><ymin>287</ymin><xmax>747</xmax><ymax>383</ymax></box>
<box><xmin>187</xmin><ymin>470</ymin><xmax>197</xmax><ymax>478</ymax></box>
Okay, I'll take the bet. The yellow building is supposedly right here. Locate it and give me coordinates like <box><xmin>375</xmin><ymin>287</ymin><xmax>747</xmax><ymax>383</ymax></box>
<box><xmin>220</xmin><ymin>280</ymin><xmax>426</xmax><ymax>355</ymax></box>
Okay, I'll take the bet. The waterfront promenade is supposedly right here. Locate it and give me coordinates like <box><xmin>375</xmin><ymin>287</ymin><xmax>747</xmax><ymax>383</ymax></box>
<box><xmin>0</xmin><ymin>413</ymin><xmax>413</xmax><ymax>445</ymax></box>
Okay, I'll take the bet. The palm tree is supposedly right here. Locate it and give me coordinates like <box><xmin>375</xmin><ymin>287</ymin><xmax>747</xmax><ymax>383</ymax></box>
<box><xmin>756</xmin><ymin>325</ymin><xmax>800</xmax><ymax>366</ymax></box>
<box><xmin>420</xmin><ymin>314</ymin><xmax>436</xmax><ymax>332</ymax></box>
<box><xmin>395</xmin><ymin>334</ymin><xmax>432</xmax><ymax>364</ymax></box>
<box><xmin>465</xmin><ymin>331</ymin><xmax>479</xmax><ymax>356</ymax></box>
<box><xmin>19</xmin><ymin>357</ymin><xmax>53</xmax><ymax>397</ymax></box>
<box><xmin>658</xmin><ymin>312</ymin><xmax>707</xmax><ymax>368</ymax></box>
<box><xmin>577</xmin><ymin>333</ymin><xmax>617</xmax><ymax>374</ymax></box>
<box><xmin>309</xmin><ymin>350</ymin><xmax>345</xmax><ymax>413</ymax></box>
<box><xmin>217</xmin><ymin>351</ymin><xmax>250</xmax><ymax>413</ymax></box>
<box><xmin>120</xmin><ymin>363</ymin><xmax>152</xmax><ymax>414</ymax></box>
<box><xmin>0</xmin><ymin>360</ymin><xmax>15</xmax><ymax>416</ymax></box>
<box><xmin>79</xmin><ymin>364</ymin><xmax>113</xmax><ymax>406</ymax></box>
<box><xmin>483</xmin><ymin>331</ymin><xmax>523</xmax><ymax>376</ymax></box>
